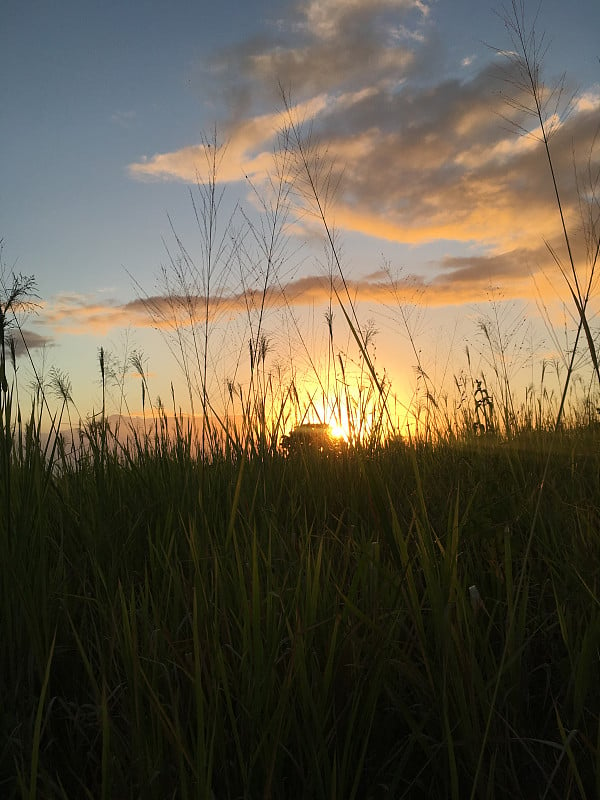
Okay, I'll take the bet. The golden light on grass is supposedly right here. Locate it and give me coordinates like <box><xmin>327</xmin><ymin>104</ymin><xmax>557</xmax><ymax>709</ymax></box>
<box><xmin>298</xmin><ymin>388</ymin><xmax>358</xmax><ymax>442</ymax></box>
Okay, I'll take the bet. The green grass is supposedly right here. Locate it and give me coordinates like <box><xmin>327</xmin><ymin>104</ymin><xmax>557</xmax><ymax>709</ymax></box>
<box><xmin>1</xmin><ymin>402</ymin><xmax>599</xmax><ymax>799</ymax></box>
<box><xmin>1</xmin><ymin>7</ymin><xmax>599</xmax><ymax>793</ymax></box>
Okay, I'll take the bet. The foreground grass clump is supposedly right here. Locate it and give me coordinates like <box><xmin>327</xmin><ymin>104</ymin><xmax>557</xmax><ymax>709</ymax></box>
<box><xmin>1</xmin><ymin>416</ymin><xmax>599</xmax><ymax>800</ymax></box>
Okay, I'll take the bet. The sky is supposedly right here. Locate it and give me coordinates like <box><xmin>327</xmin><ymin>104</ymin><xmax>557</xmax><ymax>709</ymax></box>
<box><xmin>1</xmin><ymin>0</ymin><xmax>599</xmax><ymax>431</ymax></box>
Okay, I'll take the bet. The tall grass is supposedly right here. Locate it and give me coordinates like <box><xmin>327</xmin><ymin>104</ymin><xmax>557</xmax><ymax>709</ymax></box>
<box><xmin>2</xmin><ymin>4</ymin><xmax>600</xmax><ymax>797</ymax></box>
<box><xmin>2</xmin><ymin>255</ymin><xmax>600</xmax><ymax>797</ymax></box>
<box><xmin>1</xmin><ymin>367</ymin><xmax>599</xmax><ymax>797</ymax></box>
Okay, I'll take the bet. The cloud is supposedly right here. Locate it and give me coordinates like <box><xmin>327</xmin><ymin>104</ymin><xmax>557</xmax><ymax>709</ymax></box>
<box><xmin>302</xmin><ymin>0</ymin><xmax>428</xmax><ymax>41</ymax></box>
<box><xmin>573</xmin><ymin>87</ymin><xmax>600</xmax><ymax>114</ymax></box>
<box><xmin>42</xmin><ymin>293</ymin><xmax>139</xmax><ymax>333</ymax></box>
<box><xmin>130</xmin><ymin>0</ymin><xmax>433</xmax><ymax>182</ymax></box>
<box><xmin>10</xmin><ymin>329</ymin><xmax>54</xmax><ymax>357</ymax></box>
<box><xmin>129</xmin><ymin>96</ymin><xmax>327</xmax><ymax>183</ymax></box>
<box><xmin>128</xmin><ymin>0</ymin><xmax>599</xmax><ymax>304</ymax></box>
<box><xmin>306</xmin><ymin>63</ymin><xmax>599</xmax><ymax>251</ymax></box>
<box><xmin>41</xmin><ymin>247</ymin><xmax>554</xmax><ymax>340</ymax></box>
<box><xmin>246</xmin><ymin>0</ymin><xmax>428</xmax><ymax>98</ymax></box>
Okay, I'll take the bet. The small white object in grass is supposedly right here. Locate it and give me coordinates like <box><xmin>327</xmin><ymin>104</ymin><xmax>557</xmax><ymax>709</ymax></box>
<box><xmin>469</xmin><ymin>584</ymin><xmax>484</xmax><ymax>613</ymax></box>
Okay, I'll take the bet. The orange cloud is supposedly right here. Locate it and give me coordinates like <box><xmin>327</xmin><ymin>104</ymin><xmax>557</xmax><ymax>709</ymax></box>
<box><xmin>41</xmin><ymin>247</ymin><xmax>561</xmax><ymax>339</ymax></box>
<box><xmin>131</xmin><ymin>63</ymin><xmax>598</xmax><ymax>262</ymax></box>
<box><xmin>129</xmin><ymin>96</ymin><xmax>328</xmax><ymax>183</ymax></box>
<box><xmin>125</xmin><ymin>0</ymin><xmax>598</xmax><ymax>325</ymax></box>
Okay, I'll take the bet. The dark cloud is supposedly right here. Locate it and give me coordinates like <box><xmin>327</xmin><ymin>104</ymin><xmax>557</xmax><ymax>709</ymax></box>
<box><xmin>9</xmin><ymin>329</ymin><xmax>53</xmax><ymax>357</ymax></box>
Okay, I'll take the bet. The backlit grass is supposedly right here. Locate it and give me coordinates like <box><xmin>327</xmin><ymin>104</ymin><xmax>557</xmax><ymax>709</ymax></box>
<box><xmin>1</xmin><ymin>385</ymin><xmax>599</xmax><ymax>798</ymax></box>
<box><xmin>2</xmin><ymin>5</ymin><xmax>599</xmax><ymax>794</ymax></box>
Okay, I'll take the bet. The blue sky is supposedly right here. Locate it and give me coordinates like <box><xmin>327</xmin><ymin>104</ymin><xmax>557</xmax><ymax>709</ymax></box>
<box><xmin>1</xmin><ymin>0</ymin><xmax>599</xmax><ymax>424</ymax></box>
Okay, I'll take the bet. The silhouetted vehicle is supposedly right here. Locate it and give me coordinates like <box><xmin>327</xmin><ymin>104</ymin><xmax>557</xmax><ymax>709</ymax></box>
<box><xmin>280</xmin><ymin>423</ymin><xmax>346</xmax><ymax>455</ymax></box>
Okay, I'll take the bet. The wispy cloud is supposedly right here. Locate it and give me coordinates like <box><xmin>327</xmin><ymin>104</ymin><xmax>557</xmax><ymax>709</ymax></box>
<box><xmin>42</xmin><ymin>251</ymin><xmax>550</xmax><ymax>338</ymax></box>
<box><xmin>129</xmin><ymin>97</ymin><xmax>327</xmax><ymax>182</ymax></box>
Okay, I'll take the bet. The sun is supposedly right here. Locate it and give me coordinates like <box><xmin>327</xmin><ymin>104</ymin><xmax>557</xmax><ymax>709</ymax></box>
<box><xmin>328</xmin><ymin>423</ymin><xmax>348</xmax><ymax>442</ymax></box>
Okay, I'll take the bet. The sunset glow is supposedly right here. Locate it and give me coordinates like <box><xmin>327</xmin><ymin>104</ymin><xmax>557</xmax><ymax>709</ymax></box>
<box><xmin>3</xmin><ymin>7</ymin><xmax>600</xmax><ymax>789</ymax></box>
<box><xmin>329</xmin><ymin>423</ymin><xmax>348</xmax><ymax>441</ymax></box>
<box><xmin>2</xmin><ymin>0</ymin><xmax>598</xmax><ymax>425</ymax></box>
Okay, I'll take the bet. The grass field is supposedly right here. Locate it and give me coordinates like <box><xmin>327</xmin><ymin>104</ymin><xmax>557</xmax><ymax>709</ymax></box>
<box><xmin>2</xmin><ymin>5</ymin><xmax>599</xmax><ymax>795</ymax></box>
<box><xmin>1</xmin><ymin>393</ymin><xmax>599</xmax><ymax>798</ymax></box>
